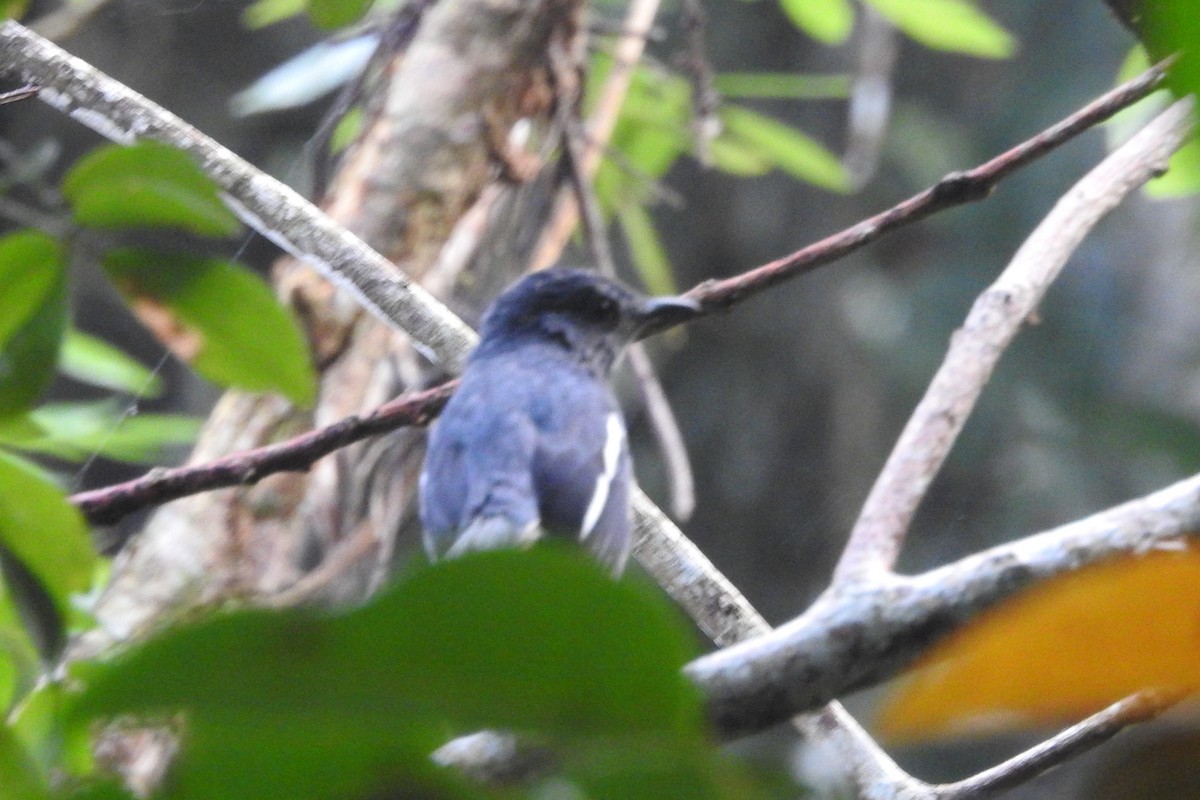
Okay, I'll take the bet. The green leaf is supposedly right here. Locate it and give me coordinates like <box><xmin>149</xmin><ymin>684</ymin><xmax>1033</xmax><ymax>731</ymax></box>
<box><xmin>0</xmin><ymin>231</ymin><xmax>60</xmax><ymax>347</ymax></box>
<box><xmin>103</xmin><ymin>249</ymin><xmax>316</xmax><ymax>407</ymax></box>
<box><xmin>618</xmin><ymin>204</ymin><xmax>677</xmax><ymax>296</ymax></box>
<box><xmin>69</xmin><ymin>549</ymin><xmax>703</xmax><ymax>798</ymax></box>
<box><xmin>713</xmin><ymin>72</ymin><xmax>851</xmax><ymax>100</ymax></box>
<box><xmin>0</xmin><ymin>232</ymin><xmax>67</xmax><ymax>416</ymax></box>
<box><xmin>0</xmin><ymin>452</ymin><xmax>94</xmax><ymax>658</ymax></box>
<box><xmin>1</xmin><ymin>1</ymin><xmax>30</xmax><ymax>21</ymax></box>
<box><xmin>866</xmin><ymin>0</ymin><xmax>1015</xmax><ymax>59</ymax></box>
<box><xmin>708</xmin><ymin>135</ymin><xmax>773</xmax><ymax>176</ymax></box>
<box><xmin>12</xmin><ymin>679</ymin><xmax>94</xmax><ymax>782</ymax></box>
<box><xmin>1145</xmin><ymin>0</ymin><xmax>1200</xmax><ymax>100</ymax></box>
<box><xmin>328</xmin><ymin>106</ymin><xmax>364</xmax><ymax>156</ymax></box>
<box><xmin>308</xmin><ymin>0</ymin><xmax>372</xmax><ymax>29</ymax></box>
<box><xmin>242</xmin><ymin>0</ymin><xmax>306</xmax><ymax>28</ymax></box>
<box><xmin>59</xmin><ymin>330</ymin><xmax>164</xmax><ymax>398</ymax></box>
<box><xmin>719</xmin><ymin>105</ymin><xmax>850</xmax><ymax>192</ymax></box>
<box><xmin>71</xmin><ymin>549</ymin><xmax>700</xmax><ymax>733</ymax></box>
<box><xmin>778</xmin><ymin>0</ymin><xmax>854</xmax><ymax>44</ymax></box>
<box><xmin>63</xmin><ymin>142</ymin><xmax>240</xmax><ymax>238</ymax></box>
<box><xmin>0</xmin><ymin>401</ymin><xmax>201</xmax><ymax>464</ymax></box>
<box><xmin>0</xmin><ymin>725</ymin><xmax>46</xmax><ymax>800</ymax></box>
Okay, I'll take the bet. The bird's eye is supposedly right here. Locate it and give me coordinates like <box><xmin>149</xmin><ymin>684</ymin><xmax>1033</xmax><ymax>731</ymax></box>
<box><xmin>590</xmin><ymin>296</ymin><xmax>620</xmax><ymax>324</ymax></box>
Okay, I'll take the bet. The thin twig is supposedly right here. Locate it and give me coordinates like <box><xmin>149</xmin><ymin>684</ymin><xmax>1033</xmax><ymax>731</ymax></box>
<box><xmin>627</xmin><ymin>345</ymin><xmax>695</xmax><ymax>520</ymax></box>
<box><xmin>70</xmin><ymin>382</ymin><xmax>456</xmax><ymax>526</ymax></box>
<box><xmin>677</xmin><ymin>59</ymin><xmax>1171</xmax><ymax>318</ymax></box>
<box><xmin>678</xmin><ymin>0</ymin><xmax>719</xmax><ymax>164</ymax></box>
<box><xmin>935</xmin><ymin>691</ymin><xmax>1179</xmax><ymax>800</ymax></box>
<box><xmin>531</xmin><ymin>0</ymin><xmax>662</xmax><ymax>268</ymax></box>
<box><xmin>0</xmin><ymin>83</ymin><xmax>38</xmax><ymax>105</ymax></box>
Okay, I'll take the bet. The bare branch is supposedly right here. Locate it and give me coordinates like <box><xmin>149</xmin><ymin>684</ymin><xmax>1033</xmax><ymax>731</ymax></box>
<box><xmin>532</xmin><ymin>0</ymin><xmax>662</xmax><ymax>268</ymax></box>
<box><xmin>689</xmin><ymin>464</ymin><xmax>1200</xmax><ymax>739</ymax></box>
<box><xmin>0</xmin><ymin>21</ymin><xmax>478</xmax><ymax>372</ymax></box>
<box><xmin>833</xmin><ymin>96</ymin><xmax>1195</xmax><ymax>583</ymax></box>
<box><xmin>0</xmin><ymin>83</ymin><xmax>38</xmax><ymax>105</ymax></box>
<box><xmin>679</xmin><ymin>60</ymin><xmax>1170</xmax><ymax>317</ymax></box>
<box><xmin>935</xmin><ymin>691</ymin><xmax>1178</xmax><ymax>800</ymax></box>
<box><xmin>70</xmin><ymin>383</ymin><xmax>455</xmax><ymax>526</ymax></box>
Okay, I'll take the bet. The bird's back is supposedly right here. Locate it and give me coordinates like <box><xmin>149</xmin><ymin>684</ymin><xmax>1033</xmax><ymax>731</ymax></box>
<box><xmin>419</xmin><ymin>342</ymin><xmax>632</xmax><ymax>572</ymax></box>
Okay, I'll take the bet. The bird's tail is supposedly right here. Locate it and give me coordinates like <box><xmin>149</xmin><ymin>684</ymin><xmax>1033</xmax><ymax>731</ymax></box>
<box><xmin>445</xmin><ymin>516</ymin><xmax>542</xmax><ymax>559</ymax></box>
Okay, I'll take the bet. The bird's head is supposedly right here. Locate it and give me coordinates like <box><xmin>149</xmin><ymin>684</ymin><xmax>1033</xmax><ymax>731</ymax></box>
<box><xmin>475</xmin><ymin>268</ymin><xmax>699</xmax><ymax>374</ymax></box>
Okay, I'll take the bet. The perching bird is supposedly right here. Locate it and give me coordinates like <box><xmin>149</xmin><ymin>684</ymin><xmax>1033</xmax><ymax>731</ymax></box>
<box><xmin>418</xmin><ymin>267</ymin><xmax>698</xmax><ymax>576</ymax></box>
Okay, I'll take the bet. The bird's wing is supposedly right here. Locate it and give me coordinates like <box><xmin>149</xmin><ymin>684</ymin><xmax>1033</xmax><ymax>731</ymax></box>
<box><xmin>419</xmin><ymin>375</ymin><xmax>540</xmax><ymax>560</ymax></box>
<box><xmin>529</xmin><ymin>380</ymin><xmax>632</xmax><ymax>570</ymax></box>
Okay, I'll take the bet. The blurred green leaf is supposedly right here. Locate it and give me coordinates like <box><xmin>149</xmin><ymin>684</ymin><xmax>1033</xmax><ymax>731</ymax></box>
<box><xmin>618</xmin><ymin>204</ymin><xmax>676</xmax><ymax>296</ymax></box>
<box><xmin>328</xmin><ymin>106</ymin><xmax>363</xmax><ymax>155</ymax></box>
<box><xmin>72</xmin><ymin>548</ymin><xmax>700</xmax><ymax>736</ymax></box>
<box><xmin>719</xmin><ymin>105</ymin><xmax>850</xmax><ymax>191</ymax></box>
<box><xmin>0</xmin><ymin>232</ymin><xmax>67</xmax><ymax>416</ymax></box>
<box><xmin>102</xmin><ymin>249</ymin><xmax>316</xmax><ymax>407</ymax></box>
<box><xmin>59</xmin><ymin>329</ymin><xmax>164</xmax><ymax>398</ymax></box>
<box><xmin>0</xmin><ymin>616</ymin><xmax>43</xmax><ymax>714</ymax></box>
<box><xmin>708</xmin><ymin>135</ymin><xmax>773</xmax><ymax>176</ymax></box>
<box><xmin>308</xmin><ymin>0</ymin><xmax>372</xmax><ymax>29</ymax></box>
<box><xmin>714</xmin><ymin>72</ymin><xmax>851</xmax><ymax>100</ymax></box>
<box><xmin>1145</xmin><ymin>0</ymin><xmax>1200</xmax><ymax>92</ymax></box>
<box><xmin>14</xmin><ymin>678</ymin><xmax>94</xmax><ymax>783</ymax></box>
<box><xmin>0</xmin><ymin>452</ymin><xmax>94</xmax><ymax>659</ymax></box>
<box><xmin>69</xmin><ymin>549</ymin><xmax>707</xmax><ymax>798</ymax></box>
<box><xmin>1</xmin><ymin>1</ymin><xmax>30</xmax><ymax>20</ymax></box>
<box><xmin>63</xmin><ymin>142</ymin><xmax>240</xmax><ymax>238</ymax></box>
<box><xmin>0</xmin><ymin>725</ymin><xmax>46</xmax><ymax>800</ymax></box>
<box><xmin>158</xmin><ymin>721</ymin><xmax>478</xmax><ymax>800</ymax></box>
<box><xmin>0</xmin><ymin>400</ymin><xmax>201</xmax><ymax>464</ymax></box>
<box><xmin>778</xmin><ymin>0</ymin><xmax>853</xmax><ymax>44</ymax></box>
<box><xmin>0</xmin><ymin>231</ymin><xmax>60</xmax><ymax>347</ymax></box>
<box><xmin>867</xmin><ymin>0</ymin><xmax>1015</xmax><ymax>58</ymax></box>
<box><xmin>242</xmin><ymin>0</ymin><xmax>306</xmax><ymax>28</ymax></box>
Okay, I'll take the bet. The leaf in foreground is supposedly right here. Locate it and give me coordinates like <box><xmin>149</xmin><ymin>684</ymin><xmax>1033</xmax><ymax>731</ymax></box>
<box><xmin>0</xmin><ymin>231</ymin><xmax>67</xmax><ymax>416</ymax></box>
<box><xmin>67</xmin><ymin>549</ymin><xmax>738</xmax><ymax>798</ymax></box>
<box><xmin>0</xmin><ymin>452</ymin><xmax>95</xmax><ymax>659</ymax></box>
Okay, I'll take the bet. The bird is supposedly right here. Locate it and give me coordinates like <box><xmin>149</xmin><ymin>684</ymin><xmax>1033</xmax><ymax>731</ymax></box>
<box><xmin>418</xmin><ymin>267</ymin><xmax>698</xmax><ymax>576</ymax></box>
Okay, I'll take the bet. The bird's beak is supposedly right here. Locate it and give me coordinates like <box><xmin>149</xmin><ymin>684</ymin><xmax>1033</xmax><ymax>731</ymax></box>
<box><xmin>632</xmin><ymin>294</ymin><xmax>701</xmax><ymax>338</ymax></box>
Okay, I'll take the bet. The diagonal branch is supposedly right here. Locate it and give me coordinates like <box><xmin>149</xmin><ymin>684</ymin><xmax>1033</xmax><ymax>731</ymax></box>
<box><xmin>677</xmin><ymin>59</ymin><xmax>1170</xmax><ymax>317</ymax></box>
<box><xmin>70</xmin><ymin>383</ymin><xmax>456</xmax><ymax>526</ymax></box>
<box><xmin>933</xmin><ymin>691</ymin><xmax>1178</xmax><ymax>800</ymax></box>
<box><xmin>833</xmin><ymin>95</ymin><xmax>1195</xmax><ymax>584</ymax></box>
<box><xmin>689</xmin><ymin>465</ymin><xmax>1200</xmax><ymax>739</ymax></box>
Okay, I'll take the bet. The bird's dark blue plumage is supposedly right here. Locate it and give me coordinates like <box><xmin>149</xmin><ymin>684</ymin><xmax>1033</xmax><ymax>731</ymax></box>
<box><xmin>419</xmin><ymin>268</ymin><xmax>696</xmax><ymax>575</ymax></box>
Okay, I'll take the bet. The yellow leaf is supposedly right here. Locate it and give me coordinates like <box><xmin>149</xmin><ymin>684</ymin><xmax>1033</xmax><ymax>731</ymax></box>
<box><xmin>877</xmin><ymin>547</ymin><xmax>1200</xmax><ymax>742</ymax></box>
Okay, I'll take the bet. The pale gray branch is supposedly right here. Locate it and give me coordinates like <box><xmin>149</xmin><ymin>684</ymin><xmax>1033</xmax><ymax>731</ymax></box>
<box><xmin>935</xmin><ymin>691</ymin><xmax>1177</xmax><ymax>800</ymax></box>
<box><xmin>833</xmin><ymin>97</ymin><xmax>1195</xmax><ymax>585</ymax></box>
<box><xmin>691</xmin><ymin>374</ymin><xmax>1200</xmax><ymax>739</ymax></box>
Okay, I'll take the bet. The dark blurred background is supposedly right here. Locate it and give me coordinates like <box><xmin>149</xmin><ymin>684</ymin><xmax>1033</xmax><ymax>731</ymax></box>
<box><xmin>4</xmin><ymin>0</ymin><xmax>1199</xmax><ymax>795</ymax></box>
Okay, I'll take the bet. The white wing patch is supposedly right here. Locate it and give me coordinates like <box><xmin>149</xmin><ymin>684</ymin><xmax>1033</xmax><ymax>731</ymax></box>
<box><xmin>580</xmin><ymin>412</ymin><xmax>625</xmax><ymax>540</ymax></box>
